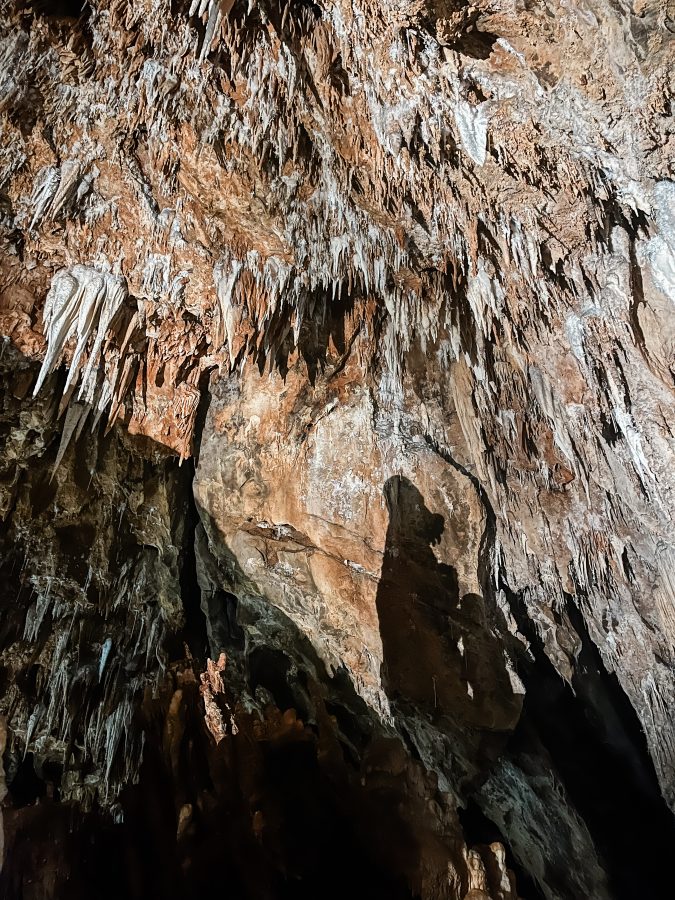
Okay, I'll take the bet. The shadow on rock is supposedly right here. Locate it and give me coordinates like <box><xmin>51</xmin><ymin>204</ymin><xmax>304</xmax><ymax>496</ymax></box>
<box><xmin>376</xmin><ymin>475</ymin><xmax>521</xmax><ymax>742</ymax></box>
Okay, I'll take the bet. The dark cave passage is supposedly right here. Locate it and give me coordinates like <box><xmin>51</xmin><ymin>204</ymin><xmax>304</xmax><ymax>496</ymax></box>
<box><xmin>506</xmin><ymin>588</ymin><xmax>675</xmax><ymax>899</ymax></box>
<box><xmin>176</xmin><ymin>459</ymin><xmax>210</xmax><ymax>662</ymax></box>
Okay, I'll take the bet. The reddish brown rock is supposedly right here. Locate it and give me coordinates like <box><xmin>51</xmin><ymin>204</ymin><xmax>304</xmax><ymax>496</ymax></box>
<box><xmin>0</xmin><ymin>0</ymin><xmax>674</xmax><ymax>896</ymax></box>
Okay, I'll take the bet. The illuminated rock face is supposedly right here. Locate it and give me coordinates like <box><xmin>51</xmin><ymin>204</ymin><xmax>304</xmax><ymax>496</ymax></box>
<box><xmin>0</xmin><ymin>0</ymin><xmax>674</xmax><ymax>897</ymax></box>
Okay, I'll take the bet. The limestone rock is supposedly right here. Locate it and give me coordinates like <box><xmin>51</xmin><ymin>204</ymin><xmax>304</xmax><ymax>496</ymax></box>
<box><xmin>0</xmin><ymin>0</ymin><xmax>674</xmax><ymax>896</ymax></box>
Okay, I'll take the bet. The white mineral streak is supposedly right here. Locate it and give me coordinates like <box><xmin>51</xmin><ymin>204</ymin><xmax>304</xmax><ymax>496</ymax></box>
<box><xmin>214</xmin><ymin>257</ymin><xmax>244</xmax><ymax>365</ymax></box>
<box><xmin>455</xmin><ymin>100</ymin><xmax>490</xmax><ymax>167</ymax></box>
<box><xmin>29</xmin><ymin>166</ymin><xmax>60</xmax><ymax>230</ymax></box>
<box><xmin>98</xmin><ymin>637</ymin><xmax>113</xmax><ymax>681</ymax></box>
<box><xmin>643</xmin><ymin>180</ymin><xmax>675</xmax><ymax>301</ymax></box>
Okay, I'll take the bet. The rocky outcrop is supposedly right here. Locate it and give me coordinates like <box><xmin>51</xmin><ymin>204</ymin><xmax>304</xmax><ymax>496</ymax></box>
<box><xmin>0</xmin><ymin>0</ymin><xmax>674</xmax><ymax>897</ymax></box>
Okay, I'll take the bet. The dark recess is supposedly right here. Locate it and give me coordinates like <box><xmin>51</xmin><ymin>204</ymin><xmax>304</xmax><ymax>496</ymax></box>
<box><xmin>458</xmin><ymin>800</ymin><xmax>544</xmax><ymax>900</ymax></box>
<box><xmin>175</xmin><ymin>459</ymin><xmax>210</xmax><ymax>662</ymax></box>
<box><xmin>508</xmin><ymin>586</ymin><xmax>675</xmax><ymax>899</ymax></box>
<box><xmin>26</xmin><ymin>0</ymin><xmax>88</xmax><ymax>19</ymax></box>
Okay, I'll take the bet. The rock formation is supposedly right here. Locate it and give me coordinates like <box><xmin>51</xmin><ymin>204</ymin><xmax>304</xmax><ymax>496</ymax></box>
<box><xmin>0</xmin><ymin>0</ymin><xmax>674</xmax><ymax>896</ymax></box>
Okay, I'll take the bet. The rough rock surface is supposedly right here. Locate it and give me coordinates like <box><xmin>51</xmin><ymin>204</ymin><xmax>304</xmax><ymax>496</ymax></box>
<box><xmin>0</xmin><ymin>0</ymin><xmax>674</xmax><ymax>897</ymax></box>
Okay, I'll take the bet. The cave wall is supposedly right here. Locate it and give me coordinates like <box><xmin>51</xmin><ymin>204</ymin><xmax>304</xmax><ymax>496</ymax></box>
<box><xmin>0</xmin><ymin>0</ymin><xmax>674</xmax><ymax>897</ymax></box>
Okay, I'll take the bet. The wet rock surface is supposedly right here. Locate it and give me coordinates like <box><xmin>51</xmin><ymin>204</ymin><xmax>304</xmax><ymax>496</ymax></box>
<box><xmin>1</xmin><ymin>0</ymin><xmax>675</xmax><ymax>896</ymax></box>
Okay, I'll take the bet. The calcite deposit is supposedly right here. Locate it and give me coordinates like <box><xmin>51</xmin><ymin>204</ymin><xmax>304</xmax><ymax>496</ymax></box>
<box><xmin>0</xmin><ymin>0</ymin><xmax>674</xmax><ymax>896</ymax></box>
